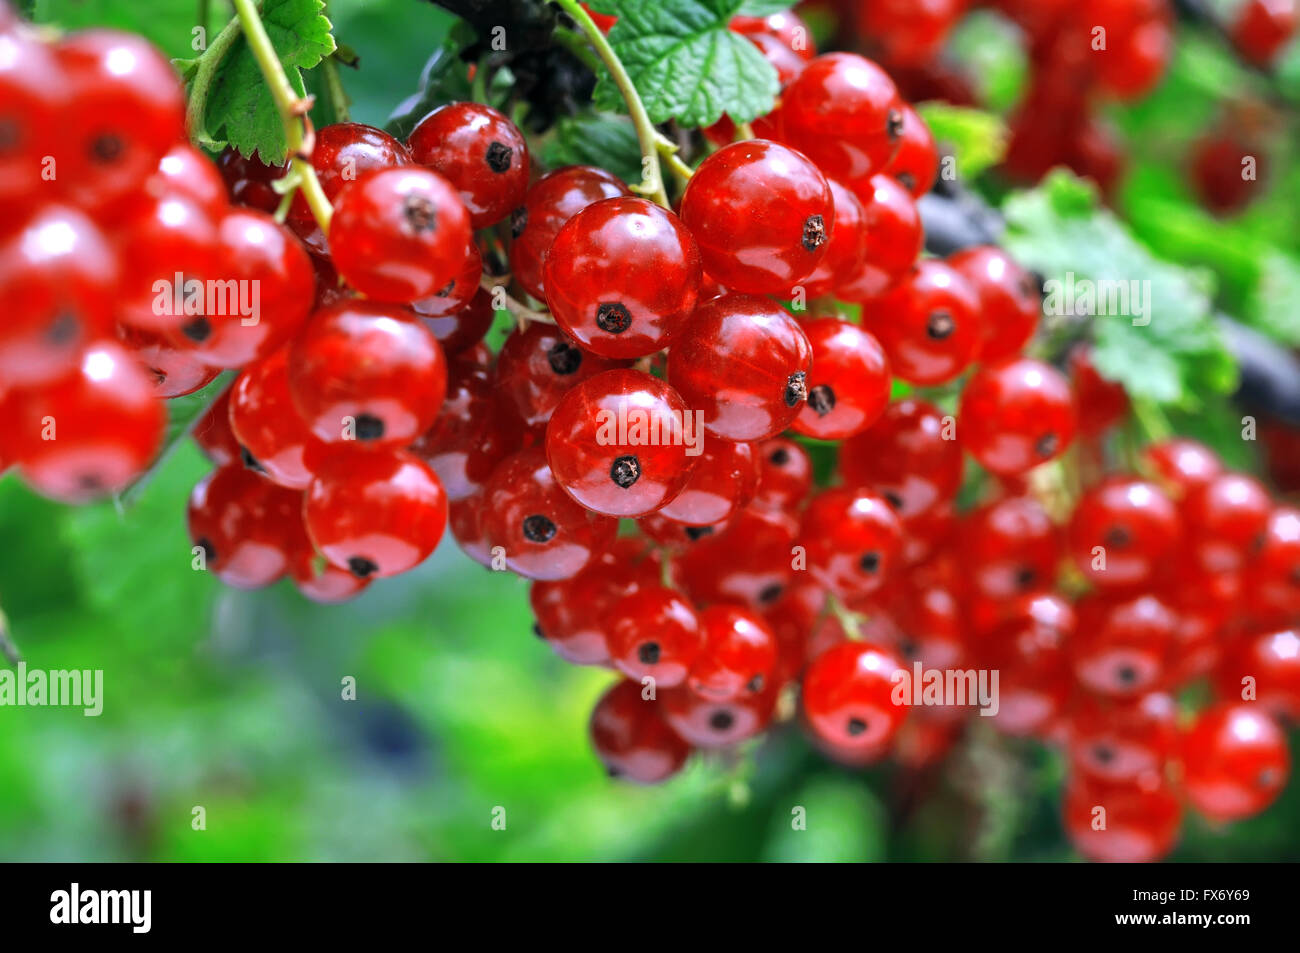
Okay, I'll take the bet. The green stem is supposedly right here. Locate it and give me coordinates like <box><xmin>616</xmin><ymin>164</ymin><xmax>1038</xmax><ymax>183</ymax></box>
<box><xmin>320</xmin><ymin>53</ymin><xmax>350</xmax><ymax>124</ymax></box>
<box><xmin>552</xmin><ymin>24</ymin><xmax>602</xmax><ymax>73</ymax></box>
<box><xmin>1131</xmin><ymin>398</ymin><xmax>1174</xmax><ymax>445</ymax></box>
<box><xmin>825</xmin><ymin>594</ymin><xmax>864</xmax><ymax>641</ymax></box>
<box><xmin>186</xmin><ymin>16</ymin><xmax>243</xmax><ymax>142</ymax></box>
<box><xmin>230</xmin><ymin>0</ymin><xmax>333</xmax><ymax>232</ymax></box>
<box><xmin>654</xmin><ymin>131</ymin><xmax>693</xmax><ymax>184</ymax></box>
<box><xmin>550</xmin><ymin>0</ymin><xmax>668</xmax><ymax>207</ymax></box>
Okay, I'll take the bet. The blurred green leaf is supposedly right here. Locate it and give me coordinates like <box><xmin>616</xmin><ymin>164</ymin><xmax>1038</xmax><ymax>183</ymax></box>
<box><xmin>761</xmin><ymin>778</ymin><xmax>886</xmax><ymax>862</ymax></box>
<box><xmin>542</xmin><ymin>112</ymin><xmax>642</xmax><ymax>185</ymax></box>
<box><xmin>916</xmin><ymin>102</ymin><xmax>1007</xmax><ymax>180</ymax></box>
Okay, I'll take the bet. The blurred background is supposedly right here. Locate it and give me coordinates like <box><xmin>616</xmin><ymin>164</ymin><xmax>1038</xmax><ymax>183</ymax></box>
<box><xmin>2</xmin><ymin>0</ymin><xmax>1299</xmax><ymax>861</ymax></box>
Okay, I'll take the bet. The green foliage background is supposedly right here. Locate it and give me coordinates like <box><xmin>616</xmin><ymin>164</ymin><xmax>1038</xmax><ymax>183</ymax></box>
<box><xmin>2</xmin><ymin>0</ymin><xmax>1298</xmax><ymax>861</ymax></box>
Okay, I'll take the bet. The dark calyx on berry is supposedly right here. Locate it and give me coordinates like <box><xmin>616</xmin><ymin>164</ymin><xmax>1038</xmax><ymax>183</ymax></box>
<box><xmin>684</xmin><ymin>525</ymin><xmax>714</xmax><ymax>541</ymax></box>
<box><xmin>196</xmin><ymin>537</ymin><xmax>217</xmax><ymax>565</ymax></box>
<box><xmin>1116</xmin><ymin>665</ymin><xmax>1137</xmax><ymax>686</ymax></box>
<box><xmin>1035</xmin><ymin>433</ymin><xmax>1059</xmax><ymax>458</ymax></box>
<box><xmin>883</xmin><ymin>490</ymin><xmax>904</xmax><ymax>510</ymax></box>
<box><xmin>182</xmin><ymin>316</ymin><xmax>212</xmax><ymax>343</ymax></box>
<box><xmin>522</xmin><ymin>514</ymin><xmax>557</xmax><ymax>543</ymax></box>
<box><xmin>91</xmin><ymin>134</ymin><xmax>124</xmax><ymax>162</ymax></box>
<box><xmin>926</xmin><ymin>311</ymin><xmax>955</xmax><ymax>340</ymax></box>
<box><xmin>746</xmin><ymin>674</ymin><xmax>764</xmax><ymax>693</ymax></box>
<box><xmin>240</xmin><ymin>445</ymin><xmax>265</xmax><ymax>473</ymax></box>
<box><xmin>1105</xmin><ymin>526</ymin><xmax>1131</xmax><ymax>548</ymax></box>
<box><xmin>637</xmin><ymin>642</ymin><xmax>661</xmax><ymax>665</ymax></box>
<box><xmin>808</xmin><ymin>385</ymin><xmax>836</xmax><ymax>417</ymax></box>
<box><xmin>709</xmin><ymin>709</ymin><xmax>735</xmax><ymax>732</ymax></box>
<box><xmin>897</xmin><ymin>172</ymin><xmax>916</xmax><ymax>191</ymax></box>
<box><xmin>887</xmin><ymin>109</ymin><xmax>905</xmax><ymax>141</ymax></box>
<box><xmin>785</xmin><ymin>371</ymin><xmax>808</xmax><ymax>407</ymax></box>
<box><xmin>510</xmin><ymin>207</ymin><xmax>528</xmax><ymax>238</ymax></box>
<box><xmin>846</xmin><ymin>717</ymin><xmax>868</xmax><ymax>737</ymax></box>
<box><xmin>531</xmin><ymin>622</ymin><xmax>544</xmax><ymax>639</ymax></box>
<box><xmin>1015</xmin><ymin>566</ymin><xmax>1036</xmax><ymax>588</ymax></box>
<box><xmin>433</xmin><ymin>278</ymin><xmax>456</xmax><ymax>298</ymax></box>
<box><xmin>546</xmin><ymin>340</ymin><xmax>583</xmax><ymax>375</ymax></box>
<box><xmin>595</xmin><ymin>302</ymin><xmax>632</xmax><ymax>334</ymax></box>
<box><xmin>47</xmin><ymin>312</ymin><xmax>79</xmax><ymax>344</ymax></box>
<box><xmin>802</xmin><ymin>214</ymin><xmax>827</xmax><ymax>252</ymax></box>
<box><xmin>769</xmin><ymin>447</ymin><xmax>790</xmax><ymax>466</ymax></box>
<box><xmin>610</xmin><ymin>455</ymin><xmax>641</xmax><ymax>488</ymax></box>
<box><xmin>403</xmin><ymin>196</ymin><xmax>438</xmax><ymax>233</ymax></box>
<box><xmin>1093</xmin><ymin>745</ymin><xmax>1115</xmax><ymax>765</ymax></box>
<box><xmin>759</xmin><ymin>583</ymin><xmax>784</xmax><ymax>604</ymax></box>
<box><xmin>348</xmin><ymin>556</ymin><xmax>379</xmax><ymax>579</ymax></box>
<box><xmin>485</xmin><ymin>141</ymin><xmax>513</xmax><ymax>173</ymax></box>
<box><xmin>355</xmin><ymin>414</ymin><xmax>386</xmax><ymax>441</ymax></box>
<box><xmin>859</xmin><ymin>551</ymin><xmax>881</xmax><ymax>573</ymax></box>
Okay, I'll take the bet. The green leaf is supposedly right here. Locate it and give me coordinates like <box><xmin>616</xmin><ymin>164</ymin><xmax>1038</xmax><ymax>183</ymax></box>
<box><xmin>1002</xmin><ymin>171</ymin><xmax>1237</xmax><ymax>409</ymax></box>
<box><xmin>541</xmin><ymin>113</ymin><xmax>642</xmax><ymax>186</ymax></box>
<box><xmin>33</xmin><ymin>0</ymin><xmax>200</xmax><ymax>59</ymax></box>
<box><xmin>734</xmin><ymin>0</ymin><xmax>793</xmax><ymax>15</ymax></box>
<box><xmin>188</xmin><ymin>0</ymin><xmax>336</xmax><ymax>163</ymax></box>
<box><xmin>592</xmin><ymin>0</ymin><xmax>779</xmax><ymax>128</ymax></box>
<box><xmin>1247</xmin><ymin>250</ymin><xmax>1300</xmax><ymax>346</ymax></box>
<box><xmin>915</xmin><ymin>102</ymin><xmax>1007</xmax><ymax>181</ymax></box>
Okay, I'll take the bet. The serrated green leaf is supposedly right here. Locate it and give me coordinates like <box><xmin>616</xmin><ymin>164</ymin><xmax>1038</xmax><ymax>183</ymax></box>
<box><xmin>195</xmin><ymin>0</ymin><xmax>336</xmax><ymax>163</ymax></box>
<box><xmin>592</xmin><ymin>0</ymin><xmax>778</xmax><ymax>128</ymax></box>
<box><xmin>915</xmin><ymin>103</ymin><xmax>1006</xmax><ymax>181</ymax></box>
<box><xmin>1002</xmin><ymin>171</ymin><xmax>1237</xmax><ymax>409</ymax></box>
<box><xmin>541</xmin><ymin>113</ymin><xmax>641</xmax><ymax>186</ymax></box>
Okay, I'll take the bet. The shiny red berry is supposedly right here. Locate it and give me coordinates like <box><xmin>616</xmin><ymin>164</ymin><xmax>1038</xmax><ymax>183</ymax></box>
<box><xmin>1072</xmin><ymin>593</ymin><xmax>1178</xmax><ymax>698</ymax></box>
<box><xmin>880</xmin><ymin>103</ymin><xmax>939</xmax><ymax>197</ymax></box>
<box><xmin>688</xmin><ymin>604</ymin><xmax>779</xmax><ymax>701</ymax></box>
<box><xmin>188</xmin><ymin>464</ymin><xmax>298</xmax><ymax>589</ymax></box>
<box><xmin>802</xmin><ymin>640</ymin><xmax>908</xmax><ymax>755</ymax></box>
<box><xmin>1068</xmin><ymin>477</ymin><xmax>1180</xmax><ymax>589</ymax></box>
<box><xmin>590</xmin><ymin>679</ymin><xmax>690</xmax><ymax>783</ymax></box>
<box><xmin>753</xmin><ymin>437</ymin><xmax>813</xmax><ymax>510</ymax></box>
<box><xmin>228</xmin><ymin>347</ymin><xmax>326</xmax><ymax>490</ymax></box>
<box><xmin>959</xmin><ymin>357</ymin><xmax>1077</xmax><ymax>475</ymax></box>
<box><xmin>861</xmin><ymin>260</ymin><xmax>980</xmax><ymax>386</ymax></box>
<box><xmin>546</xmin><ymin>369</ymin><xmax>700</xmax><ymax>518</ymax></box>
<box><xmin>1062</xmin><ymin>773</ymin><xmax>1181</xmax><ymax>863</ymax></box>
<box><xmin>796</xmin><ymin>180</ymin><xmax>867</xmax><ymax>298</ymax></box>
<box><xmin>960</xmin><ymin>495</ymin><xmax>1062</xmax><ymax>599</ymax></box>
<box><xmin>838</xmin><ymin>174</ymin><xmax>923</xmax><ymax>301</ymax></box>
<box><xmin>679</xmin><ymin>140</ymin><xmax>833</xmax><ymax>295</ymax></box>
<box><xmin>1182</xmin><ymin>702</ymin><xmax>1289</xmax><ymax>823</ymax></box>
<box><xmin>1181</xmin><ymin>471</ymin><xmax>1272</xmax><ymax>573</ymax></box>
<box><xmin>496</xmin><ymin>322</ymin><xmax>626</xmax><ymax>428</ymax></box>
<box><xmin>656</xmin><ymin>439</ymin><xmax>759</xmax><ymax>527</ymax></box>
<box><xmin>667</xmin><ymin>293</ymin><xmax>813</xmax><ymax>442</ymax></box>
<box><xmin>791</xmin><ymin>318</ymin><xmax>891</xmax><ymax>441</ymax></box>
<box><xmin>947</xmin><ymin>245</ymin><xmax>1040</xmax><ymax>363</ymax></box>
<box><xmin>839</xmin><ymin>399</ymin><xmax>963</xmax><ymax>522</ymax></box>
<box><xmin>606</xmin><ymin>586</ymin><xmax>702</xmax><ymax>687</ymax></box>
<box><xmin>288</xmin><ymin>122</ymin><xmax>412</xmax><ymax>229</ymax></box>
<box><xmin>801</xmin><ymin>487</ymin><xmax>904</xmax><ymax>598</ymax></box>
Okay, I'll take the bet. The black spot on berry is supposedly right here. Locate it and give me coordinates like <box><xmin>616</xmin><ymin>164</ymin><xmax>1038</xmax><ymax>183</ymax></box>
<box><xmin>485</xmin><ymin>141</ymin><xmax>513</xmax><ymax>173</ymax></box>
<box><xmin>802</xmin><ymin>214</ymin><xmax>827</xmax><ymax>252</ymax></box>
<box><xmin>808</xmin><ymin>385</ymin><xmax>836</xmax><ymax>417</ymax></box>
<box><xmin>769</xmin><ymin>447</ymin><xmax>790</xmax><ymax>466</ymax></box>
<box><xmin>784</xmin><ymin>371</ymin><xmax>808</xmax><ymax>407</ymax></box>
<box><xmin>1105</xmin><ymin>526</ymin><xmax>1132</xmax><ymax>548</ymax></box>
<box><xmin>547</xmin><ymin>340</ymin><xmax>582</xmax><ymax>375</ymax></box>
<box><xmin>348</xmin><ymin>556</ymin><xmax>379</xmax><ymax>579</ymax></box>
<box><xmin>759</xmin><ymin>583</ymin><xmax>784</xmax><ymax>604</ymax></box>
<box><xmin>859</xmin><ymin>551</ymin><xmax>881</xmax><ymax>573</ymax></box>
<box><xmin>90</xmin><ymin>134</ymin><xmax>123</xmax><ymax>163</ymax></box>
<box><xmin>0</xmin><ymin>119</ymin><xmax>18</xmax><ymax>151</ymax></box>
<box><xmin>846</xmin><ymin>717</ymin><xmax>868</xmax><ymax>737</ymax></box>
<box><xmin>595</xmin><ymin>302</ymin><xmax>632</xmax><ymax>334</ymax></box>
<box><xmin>887</xmin><ymin>109</ymin><xmax>904</xmax><ymax>141</ymax></box>
<box><xmin>403</xmin><ymin>195</ymin><xmax>438</xmax><ymax>233</ymax></box>
<box><xmin>1016</xmin><ymin>566</ymin><xmax>1036</xmax><ymax>589</ymax></box>
<box><xmin>1035</xmin><ymin>433</ymin><xmax>1059</xmax><ymax>458</ymax></box>
<box><xmin>926</xmin><ymin>310</ymin><xmax>955</xmax><ymax>340</ymax></box>
<box><xmin>433</xmin><ymin>278</ymin><xmax>456</xmax><ymax>298</ymax></box>
<box><xmin>1093</xmin><ymin>745</ymin><xmax>1115</xmax><ymax>765</ymax></box>
<box><xmin>531</xmin><ymin>622</ymin><xmax>544</xmax><ymax>639</ymax></box>
<box><xmin>46</xmin><ymin>312</ymin><xmax>80</xmax><ymax>346</ymax></box>
<box><xmin>610</xmin><ymin>455</ymin><xmax>641</xmax><ymax>488</ymax></box>
<box><xmin>510</xmin><ymin>206</ymin><xmax>528</xmax><ymax>238</ymax></box>
<box><xmin>709</xmin><ymin>710</ymin><xmax>735</xmax><ymax>732</ymax></box>
<box><xmin>883</xmin><ymin>490</ymin><xmax>904</xmax><ymax>511</ymax></box>
<box><xmin>355</xmin><ymin>414</ymin><xmax>385</xmax><ymax>441</ymax></box>
<box><xmin>182</xmin><ymin>316</ymin><xmax>212</xmax><ymax>343</ymax></box>
<box><xmin>746</xmin><ymin>674</ymin><xmax>764</xmax><ymax>694</ymax></box>
<box><xmin>684</xmin><ymin>525</ymin><xmax>714</xmax><ymax>541</ymax></box>
<box><xmin>196</xmin><ymin>536</ymin><xmax>217</xmax><ymax>566</ymax></box>
<box><xmin>1116</xmin><ymin>664</ymin><xmax>1138</xmax><ymax>686</ymax></box>
<box><xmin>637</xmin><ymin>642</ymin><xmax>661</xmax><ymax>665</ymax></box>
<box><xmin>896</xmin><ymin>171</ymin><xmax>916</xmax><ymax>192</ymax></box>
<box><xmin>240</xmin><ymin>445</ymin><xmax>265</xmax><ymax>473</ymax></box>
<box><xmin>522</xmin><ymin>514</ymin><xmax>557</xmax><ymax>543</ymax></box>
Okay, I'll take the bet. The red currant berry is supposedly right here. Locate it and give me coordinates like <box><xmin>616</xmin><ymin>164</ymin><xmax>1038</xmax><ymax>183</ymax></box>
<box><xmin>1182</xmin><ymin>702</ymin><xmax>1290</xmax><ymax>822</ymax></box>
<box><xmin>288</xmin><ymin>299</ymin><xmax>447</xmax><ymax>448</ymax></box>
<box><xmin>1067</xmin><ymin>345</ymin><xmax>1129</xmax><ymax>437</ymax></box>
<box><xmin>802</xmin><ymin>640</ymin><xmax>908</xmax><ymax>755</ymax></box>
<box><xmin>509</xmin><ymin>165</ymin><xmax>629</xmax><ymax>300</ymax></box>
<box><xmin>801</xmin><ymin>487</ymin><xmax>904</xmax><ymax>598</ymax></box>
<box><xmin>1143</xmin><ymin>437</ymin><xmax>1223</xmax><ymax>500</ymax></box>
<box><xmin>1072</xmin><ymin>593</ymin><xmax>1178</xmax><ymax>698</ymax></box>
<box><xmin>8</xmin><ymin>342</ymin><xmax>165</xmax><ymax>502</ymax></box>
<box><xmin>496</xmin><ymin>321</ymin><xmax>626</xmax><ymax>428</ymax></box>
<box><xmin>0</xmin><ymin>30</ymin><xmax>65</xmax><ymax>213</ymax></box>
<box><xmin>1256</xmin><ymin>506</ymin><xmax>1300</xmax><ymax>617</ymax></box>
<box><xmin>55</xmin><ymin>29</ymin><xmax>185</xmax><ymax>209</ymax></box>
<box><xmin>667</xmin><ymin>293</ymin><xmax>813</xmax><ymax>442</ymax></box>
<box><xmin>689</xmin><ymin>604</ymin><xmax>780</xmax><ymax>701</ymax></box>
<box><xmin>329</xmin><ymin>167</ymin><xmax>472</xmax><ymax>303</ymax></box>
<box><xmin>413</xmin><ymin>284</ymin><xmax>495</xmax><ymax>357</ymax></box>
<box><xmin>838</xmin><ymin>174</ymin><xmax>923</xmax><ymax>301</ymax></box>
<box><xmin>796</xmin><ymin>180</ymin><xmax>867</xmax><ymax>298</ymax></box>
<box><xmin>979</xmin><ymin>592</ymin><xmax>1075</xmax><ymax>737</ymax></box>
<box><xmin>946</xmin><ymin>245</ymin><xmax>1040</xmax><ymax>363</ymax></box>
<box><xmin>606</xmin><ymin>586</ymin><xmax>702</xmax><ymax>687</ymax></box>
<box><xmin>679</xmin><ymin>140</ymin><xmax>833</xmax><ymax>295</ymax></box>
<box><xmin>187</xmin><ymin>464</ymin><xmax>298</xmax><ymax>589</ymax></box>
<box><xmin>1230</xmin><ymin>0</ymin><xmax>1299</xmax><ymax>67</ymax></box>
<box><xmin>1067</xmin><ymin>691</ymin><xmax>1178</xmax><ymax>783</ymax></box>
<box><xmin>228</xmin><ymin>347</ymin><xmax>327</xmax><ymax>490</ymax></box>
<box><xmin>959</xmin><ymin>495</ymin><xmax>1062</xmax><ymax>599</ymax></box>
<box><xmin>118</xmin><ymin>324</ymin><xmax>220</xmax><ymax>398</ymax></box>
<box><xmin>880</xmin><ymin>103</ymin><xmax>939</xmax><ymax>198</ymax></box>
<box><xmin>778</xmin><ymin>52</ymin><xmax>904</xmax><ymax>180</ymax></box>
<box><xmin>483</xmin><ymin>447</ymin><xmax>618</xmax><ymax>580</ymax></box>
<box><xmin>286</xmin><ymin>512</ymin><xmax>371</xmax><ymax>604</ymax></box>
<box><xmin>678</xmin><ymin>503</ymin><xmax>800</xmax><ymax>609</ymax></box>
<box><xmin>840</xmin><ymin>399</ymin><xmax>963</xmax><ymax>521</ymax></box>
<box><xmin>660</xmin><ymin>679</ymin><xmax>778</xmax><ymax>749</ymax></box>
<box><xmin>193</xmin><ymin>385</ymin><xmax>241</xmax><ymax>468</ymax></box>
<box><xmin>862</xmin><ymin>260</ymin><xmax>981</xmax><ymax>386</ymax></box>
<box><xmin>545</xmin><ymin>197</ymin><xmax>702</xmax><ymax>358</ymax></box>
<box><xmin>655</xmin><ymin>439</ymin><xmax>759</xmax><ymax>527</ymax></box>
<box><xmin>959</xmin><ymin>357</ymin><xmax>1077</xmax><ymax>475</ymax></box>
<box><xmin>410</xmin><ymin>359</ymin><xmax>524</xmax><ymax>501</ymax></box>
<box><xmin>730</xmin><ymin>10</ymin><xmax>816</xmax><ymax>60</ymax></box>
<box><xmin>0</xmin><ymin>205</ymin><xmax>117</xmax><ymax>388</ymax></box>
<box><xmin>1068</xmin><ymin>477</ymin><xmax>1181</xmax><ymax>589</ymax></box>
<box><xmin>406</xmin><ymin>101</ymin><xmax>530</xmax><ymax>229</ymax></box>
<box><xmin>1216</xmin><ymin>627</ymin><xmax>1300</xmax><ymax>721</ymax></box>
<box><xmin>753</xmin><ymin>437</ymin><xmax>813</xmax><ymax>511</ymax></box>
<box><xmin>1181</xmin><ymin>471</ymin><xmax>1272</xmax><ymax>573</ymax></box>
<box><xmin>304</xmin><ymin>449</ymin><xmax>448</xmax><ymax>579</ymax></box>
<box><xmin>546</xmin><ymin>369</ymin><xmax>700</xmax><ymax>518</ymax></box>
<box><xmin>590</xmin><ymin>679</ymin><xmax>690</xmax><ymax>783</ymax></box>
<box><xmin>114</xmin><ymin>194</ymin><xmax>220</xmax><ymax>332</ymax></box>
<box><xmin>1063</xmin><ymin>773</ymin><xmax>1181</xmax><ymax>863</ymax></box>
<box><xmin>217</xmin><ymin>146</ymin><xmax>287</xmax><ymax>214</ymax></box>
<box><xmin>857</xmin><ymin>0</ymin><xmax>966</xmax><ymax>67</ymax></box>
<box><xmin>791</xmin><ymin>318</ymin><xmax>891</xmax><ymax>441</ymax></box>
<box><xmin>407</xmin><ymin>240</ymin><xmax>482</xmax><ymax>319</ymax></box>
<box><xmin>288</xmin><ymin>122</ymin><xmax>412</xmax><ymax>228</ymax></box>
